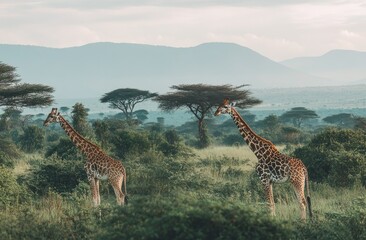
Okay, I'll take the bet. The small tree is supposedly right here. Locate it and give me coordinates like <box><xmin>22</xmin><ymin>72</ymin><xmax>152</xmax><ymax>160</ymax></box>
<box><xmin>280</xmin><ymin>107</ymin><xmax>319</xmax><ymax>127</ymax></box>
<box><xmin>19</xmin><ymin>125</ymin><xmax>44</xmax><ymax>153</ymax></box>
<box><xmin>92</xmin><ymin>120</ymin><xmax>110</xmax><ymax>149</ymax></box>
<box><xmin>59</xmin><ymin>106</ymin><xmax>70</xmax><ymax>115</ymax></box>
<box><xmin>154</xmin><ymin>84</ymin><xmax>261</xmax><ymax>148</ymax></box>
<box><xmin>0</xmin><ymin>107</ymin><xmax>23</xmax><ymax>132</ymax></box>
<box><xmin>100</xmin><ymin>88</ymin><xmax>158</xmax><ymax>121</ymax></box>
<box><xmin>323</xmin><ymin>113</ymin><xmax>356</xmax><ymax>128</ymax></box>
<box><xmin>71</xmin><ymin>103</ymin><xmax>91</xmax><ymax>136</ymax></box>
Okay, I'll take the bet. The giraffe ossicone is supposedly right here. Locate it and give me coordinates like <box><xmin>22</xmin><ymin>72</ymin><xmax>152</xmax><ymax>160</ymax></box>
<box><xmin>44</xmin><ymin>108</ymin><xmax>128</xmax><ymax>206</ymax></box>
<box><xmin>215</xmin><ymin>98</ymin><xmax>312</xmax><ymax>220</ymax></box>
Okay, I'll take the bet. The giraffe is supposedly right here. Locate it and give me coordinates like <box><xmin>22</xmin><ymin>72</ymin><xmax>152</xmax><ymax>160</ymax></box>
<box><xmin>44</xmin><ymin>108</ymin><xmax>127</xmax><ymax>206</ymax></box>
<box><xmin>214</xmin><ymin>99</ymin><xmax>312</xmax><ymax>220</ymax></box>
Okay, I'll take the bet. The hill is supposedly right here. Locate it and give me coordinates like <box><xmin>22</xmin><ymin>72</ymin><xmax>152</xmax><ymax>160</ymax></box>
<box><xmin>0</xmin><ymin>42</ymin><xmax>330</xmax><ymax>99</ymax></box>
<box><xmin>281</xmin><ymin>49</ymin><xmax>366</xmax><ymax>84</ymax></box>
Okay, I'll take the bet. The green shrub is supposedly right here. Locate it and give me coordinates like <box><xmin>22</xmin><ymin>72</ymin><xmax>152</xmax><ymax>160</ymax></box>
<box><xmin>0</xmin><ymin>167</ymin><xmax>29</xmax><ymax>207</ymax></box>
<box><xmin>98</xmin><ymin>196</ymin><xmax>292</xmax><ymax>240</ymax></box>
<box><xmin>0</xmin><ymin>137</ymin><xmax>21</xmax><ymax>168</ymax></box>
<box><xmin>45</xmin><ymin>137</ymin><xmax>82</xmax><ymax>160</ymax></box>
<box><xmin>0</xmin><ymin>198</ymin><xmax>100</xmax><ymax>240</ymax></box>
<box><xmin>127</xmin><ymin>152</ymin><xmax>196</xmax><ymax>196</ymax></box>
<box><xmin>23</xmin><ymin>156</ymin><xmax>86</xmax><ymax>195</ymax></box>
<box><xmin>294</xmin><ymin>197</ymin><xmax>366</xmax><ymax>240</ymax></box>
<box><xmin>221</xmin><ymin>133</ymin><xmax>245</xmax><ymax>146</ymax></box>
<box><xmin>112</xmin><ymin>130</ymin><xmax>150</xmax><ymax>159</ymax></box>
<box><xmin>295</xmin><ymin>128</ymin><xmax>366</xmax><ymax>187</ymax></box>
<box><xmin>19</xmin><ymin>125</ymin><xmax>45</xmax><ymax>153</ymax></box>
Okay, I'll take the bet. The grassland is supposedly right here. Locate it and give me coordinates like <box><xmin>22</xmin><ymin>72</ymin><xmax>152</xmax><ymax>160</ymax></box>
<box><xmin>1</xmin><ymin>145</ymin><xmax>365</xmax><ymax>239</ymax></box>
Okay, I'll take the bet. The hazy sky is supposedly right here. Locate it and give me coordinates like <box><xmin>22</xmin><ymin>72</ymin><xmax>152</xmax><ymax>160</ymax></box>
<box><xmin>1</xmin><ymin>0</ymin><xmax>366</xmax><ymax>60</ymax></box>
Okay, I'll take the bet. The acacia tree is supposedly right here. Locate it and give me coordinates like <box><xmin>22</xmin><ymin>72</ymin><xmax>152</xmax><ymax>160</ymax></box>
<box><xmin>100</xmin><ymin>88</ymin><xmax>158</xmax><ymax>121</ymax></box>
<box><xmin>0</xmin><ymin>62</ymin><xmax>54</xmax><ymax>108</ymax></box>
<box><xmin>0</xmin><ymin>62</ymin><xmax>53</xmax><ymax>166</ymax></box>
<box><xmin>154</xmin><ymin>84</ymin><xmax>261</xmax><ymax>148</ymax></box>
<box><xmin>280</xmin><ymin>107</ymin><xmax>319</xmax><ymax>128</ymax></box>
<box><xmin>323</xmin><ymin>113</ymin><xmax>355</xmax><ymax>128</ymax></box>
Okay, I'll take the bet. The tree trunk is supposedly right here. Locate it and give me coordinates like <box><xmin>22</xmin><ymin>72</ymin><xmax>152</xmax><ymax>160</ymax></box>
<box><xmin>198</xmin><ymin>118</ymin><xmax>209</xmax><ymax>148</ymax></box>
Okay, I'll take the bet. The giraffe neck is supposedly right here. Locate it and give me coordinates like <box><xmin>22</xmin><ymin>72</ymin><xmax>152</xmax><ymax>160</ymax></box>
<box><xmin>58</xmin><ymin>115</ymin><xmax>99</xmax><ymax>158</ymax></box>
<box><xmin>229</xmin><ymin>108</ymin><xmax>279</xmax><ymax>159</ymax></box>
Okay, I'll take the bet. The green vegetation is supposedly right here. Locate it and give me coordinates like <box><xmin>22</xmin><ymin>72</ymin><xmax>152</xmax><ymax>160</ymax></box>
<box><xmin>1</xmin><ymin>115</ymin><xmax>365</xmax><ymax>239</ymax></box>
<box><xmin>0</xmin><ymin>68</ymin><xmax>364</xmax><ymax>239</ymax></box>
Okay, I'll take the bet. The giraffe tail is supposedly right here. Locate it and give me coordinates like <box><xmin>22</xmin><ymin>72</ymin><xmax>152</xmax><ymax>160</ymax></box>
<box><xmin>123</xmin><ymin>168</ymin><xmax>128</xmax><ymax>205</ymax></box>
<box><xmin>305</xmin><ymin>170</ymin><xmax>312</xmax><ymax>219</ymax></box>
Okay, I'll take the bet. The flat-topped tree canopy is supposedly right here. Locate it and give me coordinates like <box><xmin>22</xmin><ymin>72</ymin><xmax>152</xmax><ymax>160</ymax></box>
<box><xmin>100</xmin><ymin>88</ymin><xmax>158</xmax><ymax>120</ymax></box>
<box><xmin>155</xmin><ymin>84</ymin><xmax>261</xmax><ymax>116</ymax></box>
<box><xmin>0</xmin><ymin>62</ymin><xmax>54</xmax><ymax>108</ymax></box>
<box><xmin>154</xmin><ymin>84</ymin><xmax>261</xmax><ymax>148</ymax></box>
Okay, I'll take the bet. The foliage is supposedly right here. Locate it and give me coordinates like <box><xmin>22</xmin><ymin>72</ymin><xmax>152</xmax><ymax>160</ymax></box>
<box><xmin>98</xmin><ymin>196</ymin><xmax>292</xmax><ymax>240</ymax></box>
<box><xmin>294</xmin><ymin>128</ymin><xmax>366</xmax><ymax>187</ymax></box>
<box><xmin>154</xmin><ymin>84</ymin><xmax>261</xmax><ymax>148</ymax></box>
<box><xmin>323</xmin><ymin>113</ymin><xmax>356</xmax><ymax>128</ymax></box>
<box><xmin>45</xmin><ymin>137</ymin><xmax>82</xmax><ymax>160</ymax></box>
<box><xmin>354</xmin><ymin>116</ymin><xmax>366</xmax><ymax>132</ymax></box>
<box><xmin>92</xmin><ymin>119</ymin><xmax>110</xmax><ymax>149</ymax></box>
<box><xmin>19</xmin><ymin>125</ymin><xmax>45</xmax><ymax>153</ymax></box>
<box><xmin>0</xmin><ymin>107</ymin><xmax>23</xmax><ymax>131</ymax></box>
<box><xmin>71</xmin><ymin>102</ymin><xmax>93</xmax><ymax>137</ymax></box>
<box><xmin>0</xmin><ymin>137</ymin><xmax>21</xmax><ymax>168</ymax></box>
<box><xmin>100</xmin><ymin>88</ymin><xmax>158</xmax><ymax>120</ymax></box>
<box><xmin>280</xmin><ymin>107</ymin><xmax>319</xmax><ymax>127</ymax></box>
<box><xmin>0</xmin><ymin>193</ymin><xmax>100</xmax><ymax>239</ymax></box>
<box><xmin>59</xmin><ymin>106</ymin><xmax>70</xmax><ymax>115</ymax></box>
<box><xmin>112</xmin><ymin>130</ymin><xmax>151</xmax><ymax>159</ymax></box>
<box><xmin>293</xmin><ymin>197</ymin><xmax>366</xmax><ymax>240</ymax></box>
<box><xmin>112</xmin><ymin>128</ymin><xmax>192</xmax><ymax>159</ymax></box>
<box><xmin>0</xmin><ymin>62</ymin><xmax>54</xmax><ymax>108</ymax></box>
<box><xmin>0</xmin><ymin>166</ymin><xmax>29</xmax><ymax>207</ymax></box>
<box><xmin>23</xmin><ymin>155</ymin><xmax>86</xmax><ymax>195</ymax></box>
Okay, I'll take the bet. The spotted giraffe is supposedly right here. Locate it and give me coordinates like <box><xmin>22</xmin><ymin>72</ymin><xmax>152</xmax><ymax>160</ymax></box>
<box><xmin>44</xmin><ymin>108</ymin><xmax>127</xmax><ymax>206</ymax></box>
<box><xmin>215</xmin><ymin>99</ymin><xmax>312</xmax><ymax>220</ymax></box>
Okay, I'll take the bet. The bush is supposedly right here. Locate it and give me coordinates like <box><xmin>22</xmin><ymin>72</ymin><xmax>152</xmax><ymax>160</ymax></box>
<box><xmin>0</xmin><ymin>137</ymin><xmax>21</xmax><ymax>168</ymax></box>
<box><xmin>112</xmin><ymin>130</ymin><xmax>150</xmax><ymax>159</ymax></box>
<box><xmin>0</xmin><ymin>198</ymin><xmax>100</xmax><ymax>239</ymax></box>
<box><xmin>294</xmin><ymin>128</ymin><xmax>366</xmax><ymax>187</ymax></box>
<box><xmin>18</xmin><ymin>125</ymin><xmax>45</xmax><ymax>153</ymax></box>
<box><xmin>98</xmin><ymin>196</ymin><xmax>292</xmax><ymax>240</ymax></box>
<box><xmin>127</xmin><ymin>151</ymin><xmax>196</xmax><ymax>196</ymax></box>
<box><xmin>0</xmin><ymin>167</ymin><xmax>29</xmax><ymax>207</ymax></box>
<box><xmin>45</xmin><ymin>137</ymin><xmax>82</xmax><ymax>160</ymax></box>
<box><xmin>23</xmin><ymin>156</ymin><xmax>86</xmax><ymax>195</ymax></box>
<box><xmin>294</xmin><ymin>197</ymin><xmax>366</xmax><ymax>240</ymax></box>
<box><xmin>221</xmin><ymin>134</ymin><xmax>245</xmax><ymax>146</ymax></box>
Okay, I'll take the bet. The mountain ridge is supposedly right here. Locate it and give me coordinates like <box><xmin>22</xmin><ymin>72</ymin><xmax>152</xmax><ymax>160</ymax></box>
<box><xmin>0</xmin><ymin>42</ymin><xmax>361</xmax><ymax>98</ymax></box>
<box><xmin>281</xmin><ymin>49</ymin><xmax>366</xmax><ymax>84</ymax></box>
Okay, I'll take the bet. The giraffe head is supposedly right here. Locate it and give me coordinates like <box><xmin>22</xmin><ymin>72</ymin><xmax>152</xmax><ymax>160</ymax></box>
<box><xmin>44</xmin><ymin>108</ymin><xmax>60</xmax><ymax>126</ymax></box>
<box><xmin>214</xmin><ymin>98</ymin><xmax>236</xmax><ymax>116</ymax></box>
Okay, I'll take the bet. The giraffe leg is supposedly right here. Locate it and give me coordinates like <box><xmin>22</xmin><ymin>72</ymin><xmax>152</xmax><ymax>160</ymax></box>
<box><xmin>263</xmin><ymin>183</ymin><xmax>275</xmax><ymax>216</ymax></box>
<box><xmin>110</xmin><ymin>177</ymin><xmax>125</xmax><ymax>205</ymax></box>
<box><xmin>291</xmin><ymin>178</ymin><xmax>306</xmax><ymax>220</ymax></box>
<box><xmin>89</xmin><ymin>178</ymin><xmax>99</xmax><ymax>207</ymax></box>
<box><xmin>95</xmin><ymin>178</ymin><xmax>101</xmax><ymax>206</ymax></box>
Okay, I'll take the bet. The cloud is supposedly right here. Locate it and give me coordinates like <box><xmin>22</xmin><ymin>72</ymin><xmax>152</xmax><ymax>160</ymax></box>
<box><xmin>1</xmin><ymin>0</ymin><xmax>339</xmax><ymax>10</ymax></box>
<box><xmin>0</xmin><ymin>0</ymin><xmax>365</xmax><ymax>60</ymax></box>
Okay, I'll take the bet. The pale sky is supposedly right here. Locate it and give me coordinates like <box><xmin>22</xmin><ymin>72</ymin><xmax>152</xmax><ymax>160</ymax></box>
<box><xmin>1</xmin><ymin>0</ymin><xmax>366</xmax><ymax>60</ymax></box>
